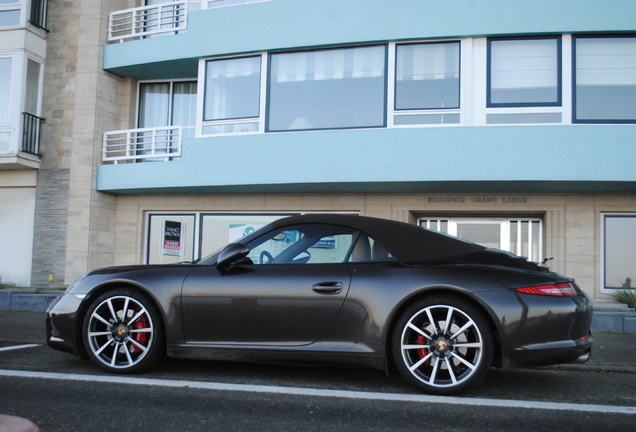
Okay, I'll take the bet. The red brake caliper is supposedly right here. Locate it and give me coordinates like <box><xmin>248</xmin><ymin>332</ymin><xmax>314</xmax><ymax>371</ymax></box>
<box><xmin>416</xmin><ymin>335</ymin><xmax>431</xmax><ymax>365</ymax></box>
<box><xmin>131</xmin><ymin>315</ymin><xmax>148</xmax><ymax>353</ymax></box>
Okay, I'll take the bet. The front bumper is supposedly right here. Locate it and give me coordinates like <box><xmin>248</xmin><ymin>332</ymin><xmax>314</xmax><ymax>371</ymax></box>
<box><xmin>45</xmin><ymin>293</ymin><xmax>84</xmax><ymax>356</ymax></box>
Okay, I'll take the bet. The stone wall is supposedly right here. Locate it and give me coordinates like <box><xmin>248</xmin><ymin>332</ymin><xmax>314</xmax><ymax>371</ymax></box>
<box><xmin>30</xmin><ymin>169</ymin><xmax>70</xmax><ymax>286</ymax></box>
<box><xmin>38</xmin><ymin>1</ymin><xmax>129</xmax><ymax>285</ymax></box>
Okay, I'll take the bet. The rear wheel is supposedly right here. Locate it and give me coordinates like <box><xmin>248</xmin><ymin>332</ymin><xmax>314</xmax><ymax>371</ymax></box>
<box><xmin>392</xmin><ymin>295</ymin><xmax>494</xmax><ymax>395</ymax></box>
<box><xmin>83</xmin><ymin>288</ymin><xmax>164</xmax><ymax>373</ymax></box>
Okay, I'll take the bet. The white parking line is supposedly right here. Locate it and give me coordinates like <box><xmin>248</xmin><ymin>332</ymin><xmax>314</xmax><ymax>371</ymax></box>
<box><xmin>0</xmin><ymin>368</ymin><xmax>634</xmax><ymax>415</ymax></box>
<box><xmin>0</xmin><ymin>344</ymin><xmax>40</xmax><ymax>353</ymax></box>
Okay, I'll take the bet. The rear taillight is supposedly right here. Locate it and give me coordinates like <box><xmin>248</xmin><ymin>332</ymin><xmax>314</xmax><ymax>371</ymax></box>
<box><xmin>515</xmin><ymin>282</ymin><xmax>577</xmax><ymax>296</ymax></box>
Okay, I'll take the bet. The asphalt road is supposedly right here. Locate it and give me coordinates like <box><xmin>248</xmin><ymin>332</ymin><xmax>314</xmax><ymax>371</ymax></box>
<box><xmin>1</xmin><ymin>311</ymin><xmax>635</xmax><ymax>431</ymax></box>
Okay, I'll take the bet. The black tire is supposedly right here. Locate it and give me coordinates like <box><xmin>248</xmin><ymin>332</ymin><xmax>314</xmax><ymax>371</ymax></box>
<box><xmin>392</xmin><ymin>295</ymin><xmax>494</xmax><ymax>395</ymax></box>
<box><xmin>82</xmin><ymin>288</ymin><xmax>165</xmax><ymax>373</ymax></box>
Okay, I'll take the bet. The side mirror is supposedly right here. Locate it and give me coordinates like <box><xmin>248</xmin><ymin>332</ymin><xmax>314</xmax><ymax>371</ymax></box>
<box><xmin>216</xmin><ymin>243</ymin><xmax>250</xmax><ymax>270</ymax></box>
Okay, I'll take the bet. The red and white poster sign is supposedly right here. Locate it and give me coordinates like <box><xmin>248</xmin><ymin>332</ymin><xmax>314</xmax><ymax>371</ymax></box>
<box><xmin>161</xmin><ymin>220</ymin><xmax>185</xmax><ymax>256</ymax></box>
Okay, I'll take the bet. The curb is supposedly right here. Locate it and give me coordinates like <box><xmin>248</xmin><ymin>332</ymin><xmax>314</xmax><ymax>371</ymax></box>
<box><xmin>0</xmin><ymin>290</ymin><xmax>62</xmax><ymax>312</ymax></box>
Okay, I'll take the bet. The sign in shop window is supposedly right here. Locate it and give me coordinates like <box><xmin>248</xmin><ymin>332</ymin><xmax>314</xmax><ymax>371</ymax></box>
<box><xmin>161</xmin><ymin>220</ymin><xmax>185</xmax><ymax>256</ymax></box>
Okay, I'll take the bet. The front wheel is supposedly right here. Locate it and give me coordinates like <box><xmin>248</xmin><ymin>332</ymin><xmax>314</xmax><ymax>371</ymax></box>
<box><xmin>82</xmin><ymin>288</ymin><xmax>165</xmax><ymax>373</ymax></box>
<box><xmin>392</xmin><ymin>295</ymin><xmax>494</xmax><ymax>395</ymax></box>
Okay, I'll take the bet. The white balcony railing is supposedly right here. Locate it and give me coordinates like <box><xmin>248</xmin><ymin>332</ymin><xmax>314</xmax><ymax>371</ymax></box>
<box><xmin>103</xmin><ymin>127</ymin><xmax>182</xmax><ymax>163</ymax></box>
<box><xmin>108</xmin><ymin>1</ymin><xmax>188</xmax><ymax>42</ymax></box>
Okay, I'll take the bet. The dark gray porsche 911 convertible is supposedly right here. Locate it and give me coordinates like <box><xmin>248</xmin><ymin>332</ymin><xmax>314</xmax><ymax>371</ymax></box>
<box><xmin>47</xmin><ymin>214</ymin><xmax>592</xmax><ymax>394</ymax></box>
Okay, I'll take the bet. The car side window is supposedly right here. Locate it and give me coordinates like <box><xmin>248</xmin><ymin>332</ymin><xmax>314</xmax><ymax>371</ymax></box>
<box><xmin>245</xmin><ymin>224</ymin><xmax>358</xmax><ymax>265</ymax></box>
<box><xmin>348</xmin><ymin>233</ymin><xmax>397</xmax><ymax>262</ymax></box>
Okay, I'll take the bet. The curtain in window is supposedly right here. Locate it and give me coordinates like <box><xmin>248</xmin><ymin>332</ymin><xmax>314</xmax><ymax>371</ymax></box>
<box><xmin>272</xmin><ymin>46</ymin><xmax>385</xmax><ymax>83</ymax></box>
<box><xmin>489</xmin><ymin>38</ymin><xmax>559</xmax><ymax>105</ymax></box>
<box><xmin>268</xmin><ymin>46</ymin><xmax>386</xmax><ymax>131</ymax></box>
<box><xmin>396</xmin><ymin>42</ymin><xmax>460</xmax><ymax>110</ymax></box>
<box><xmin>139</xmin><ymin>83</ymin><xmax>170</xmax><ymax>128</ymax></box>
<box><xmin>575</xmin><ymin>37</ymin><xmax>636</xmax><ymax>121</ymax></box>
<box><xmin>172</xmin><ymin>82</ymin><xmax>197</xmax><ymax>137</ymax></box>
<box><xmin>204</xmin><ymin>56</ymin><xmax>261</xmax><ymax>121</ymax></box>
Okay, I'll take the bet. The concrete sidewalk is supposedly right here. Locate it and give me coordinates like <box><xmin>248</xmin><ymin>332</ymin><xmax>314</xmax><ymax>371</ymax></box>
<box><xmin>1</xmin><ymin>310</ymin><xmax>635</xmax><ymax>374</ymax></box>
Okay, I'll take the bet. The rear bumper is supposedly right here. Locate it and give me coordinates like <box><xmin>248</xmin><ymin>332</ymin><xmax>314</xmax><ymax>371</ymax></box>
<box><xmin>509</xmin><ymin>335</ymin><xmax>593</xmax><ymax>367</ymax></box>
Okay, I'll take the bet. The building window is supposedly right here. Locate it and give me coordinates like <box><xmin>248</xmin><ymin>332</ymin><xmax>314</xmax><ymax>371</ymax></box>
<box><xmin>603</xmin><ymin>215</ymin><xmax>636</xmax><ymax>290</ymax></box>
<box><xmin>420</xmin><ymin>217</ymin><xmax>542</xmax><ymax>263</ymax></box>
<box><xmin>395</xmin><ymin>42</ymin><xmax>460</xmax><ymax>111</ymax></box>
<box><xmin>139</xmin><ymin>80</ymin><xmax>197</xmax><ymax>137</ymax></box>
<box><xmin>29</xmin><ymin>0</ymin><xmax>48</xmax><ymax>30</ymax></box>
<box><xmin>146</xmin><ymin>212</ymin><xmax>293</xmax><ymax>263</ymax></box>
<box><xmin>573</xmin><ymin>36</ymin><xmax>636</xmax><ymax>123</ymax></box>
<box><xmin>199</xmin><ymin>213</ymin><xmax>291</xmax><ymax>257</ymax></box>
<box><xmin>0</xmin><ymin>56</ymin><xmax>12</xmax><ymax>152</ymax></box>
<box><xmin>487</xmin><ymin>37</ymin><xmax>561</xmax><ymax>107</ymax></box>
<box><xmin>203</xmin><ymin>55</ymin><xmax>262</xmax><ymax>134</ymax></box>
<box><xmin>0</xmin><ymin>1</ymin><xmax>20</xmax><ymax>26</ymax></box>
<box><xmin>267</xmin><ymin>45</ymin><xmax>387</xmax><ymax>131</ymax></box>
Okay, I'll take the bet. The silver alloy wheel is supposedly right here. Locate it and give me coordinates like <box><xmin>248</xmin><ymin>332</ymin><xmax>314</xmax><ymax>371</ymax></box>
<box><xmin>86</xmin><ymin>295</ymin><xmax>154</xmax><ymax>370</ymax></box>
<box><xmin>399</xmin><ymin>304</ymin><xmax>484</xmax><ymax>389</ymax></box>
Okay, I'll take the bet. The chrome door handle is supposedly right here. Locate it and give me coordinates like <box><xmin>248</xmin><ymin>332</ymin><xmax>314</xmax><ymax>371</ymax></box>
<box><xmin>312</xmin><ymin>281</ymin><xmax>343</xmax><ymax>294</ymax></box>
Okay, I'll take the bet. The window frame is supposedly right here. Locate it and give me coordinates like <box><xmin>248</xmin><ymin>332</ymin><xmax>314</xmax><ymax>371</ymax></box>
<box><xmin>136</xmin><ymin>79</ymin><xmax>198</xmax><ymax>132</ymax></box>
<box><xmin>0</xmin><ymin>1</ymin><xmax>22</xmax><ymax>28</ymax></box>
<box><xmin>572</xmin><ymin>34</ymin><xmax>636</xmax><ymax>124</ymax></box>
<box><xmin>0</xmin><ymin>51</ymin><xmax>44</xmax><ymax>155</ymax></box>
<box><xmin>486</xmin><ymin>35</ymin><xmax>563</xmax><ymax>108</ymax></box>
<box><xmin>199</xmin><ymin>53</ymin><xmax>266</xmax><ymax>136</ymax></box>
<box><xmin>601</xmin><ymin>213</ymin><xmax>636</xmax><ymax>292</ymax></box>
<box><xmin>265</xmin><ymin>44</ymin><xmax>388</xmax><ymax>133</ymax></box>
<box><xmin>394</xmin><ymin>40</ymin><xmax>461</xmax><ymax>111</ymax></box>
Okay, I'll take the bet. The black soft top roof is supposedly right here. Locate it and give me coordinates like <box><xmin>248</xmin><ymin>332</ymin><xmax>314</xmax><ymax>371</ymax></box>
<box><xmin>270</xmin><ymin>214</ymin><xmax>485</xmax><ymax>264</ymax></box>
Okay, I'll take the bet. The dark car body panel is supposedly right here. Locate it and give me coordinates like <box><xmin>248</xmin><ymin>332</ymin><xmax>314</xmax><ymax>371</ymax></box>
<box><xmin>181</xmin><ymin>263</ymin><xmax>351</xmax><ymax>345</ymax></box>
<box><xmin>47</xmin><ymin>214</ymin><xmax>592</xmax><ymax>376</ymax></box>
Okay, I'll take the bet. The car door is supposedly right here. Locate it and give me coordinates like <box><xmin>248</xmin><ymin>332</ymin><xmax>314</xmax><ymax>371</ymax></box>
<box><xmin>181</xmin><ymin>224</ymin><xmax>356</xmax><ymax>346</ymax></box>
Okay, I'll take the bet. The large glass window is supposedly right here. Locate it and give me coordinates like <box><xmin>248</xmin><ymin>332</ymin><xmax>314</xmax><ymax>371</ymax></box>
<box><xmin>199</xmin><ymin>213</ymin><xmax>290</xmax><ymax>258</ymax></box>
<box><xmin>395</xmin><ymin>42</ymin><xmax>460</xmax><ymax>110</ymax></box>
<box><xmin>0</xmin><ymin>56</ymin><xmax>13</xmax><ymax>152</ymax></box>
<box><xmin>24</xmin><ymin>58</ymin><xmax>42</xmax><ymax>115</ymax></box>
<box><xmin>139</xmin><ymin>81</ymin><xmax>197</xmax><ymax>137</ymax></box>
<box><xmin>574</xmin><ymin>36</ymin><xmax>636</xmax><ymax>123</ymax></box>
<box><xmin>267</xmin><ymin>45</ymin><xmax>387</xmax><ymax>131</ymax></box>
<box><xmin>0</xmin><ymin>57</ymin><xmax>12</xmax><ymax>124</ymax></box>
<box><xmin>203</xmin><ymin>56</ymin><xmax>261</xmax><ymax>134</ymax></box>
<box><xmin>603</xmin><ymin>215</ymin><xmax>636</xmax><ymax>290</ymax></box>
<box><xmin>0</xmin><ymin>1</ymin><xmax>20</xmax><ymax>26</ymax></box>
<box><xmin>488</xmin><ymin>37</ymin><xmax>561</xmax><ymax>107</ymax></box>
<box><xmin>136</xmin><ymin>81</ymin><xmax>196</xmax><ymax>160</ymax></box>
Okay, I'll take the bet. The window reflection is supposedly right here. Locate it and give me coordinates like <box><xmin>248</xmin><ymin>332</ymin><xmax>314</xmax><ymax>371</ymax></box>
<box><xmin>268</xmin><ymin>46</ymin><xmax>386</xmax><ymax>131</ymax></box>
<box><xmin>604</xmin><ymin>215</ymin><xmax>636</xmax><ymax>289</ymax></box>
